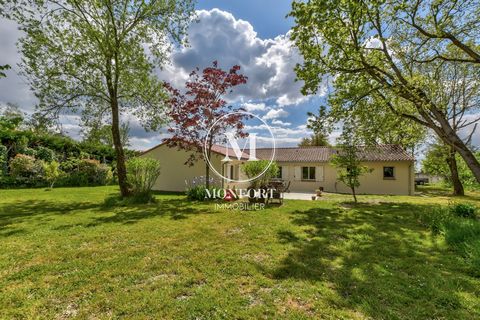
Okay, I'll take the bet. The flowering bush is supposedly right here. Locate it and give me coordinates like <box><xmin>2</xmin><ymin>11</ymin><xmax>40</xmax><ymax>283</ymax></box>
<box><xmin>185</xmin><ymin>176</ymin><xmax>221</xmax><ymax>201</ymax></box>
<box><xmin>60</xmin><ymin>158</ymin><xmax>113</xmax><ymax>186</ymax></box>
<box><xmin>9</xmin><ymin>154</ymin><xmax>44</xmax><ymax>186</ymax></box>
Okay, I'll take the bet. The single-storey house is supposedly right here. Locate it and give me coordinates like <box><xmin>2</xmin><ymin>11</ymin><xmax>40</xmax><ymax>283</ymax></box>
<box><xmin>141</xmin><ymin>143</ymin><xmax>415</xmax><ymax>195</ymax></box>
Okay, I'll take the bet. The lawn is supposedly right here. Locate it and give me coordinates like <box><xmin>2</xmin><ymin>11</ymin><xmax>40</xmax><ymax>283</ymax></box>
<box><xmin>1</xmin><ymin>186</ymin><xmax>480</xmax><ymax>319</ymax></box>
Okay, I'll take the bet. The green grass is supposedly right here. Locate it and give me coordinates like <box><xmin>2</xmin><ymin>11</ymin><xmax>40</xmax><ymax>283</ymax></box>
<box><xmin>1</xmin><ymin>186</ymin><xmax>480</xmax><ymax>319</ymax></box>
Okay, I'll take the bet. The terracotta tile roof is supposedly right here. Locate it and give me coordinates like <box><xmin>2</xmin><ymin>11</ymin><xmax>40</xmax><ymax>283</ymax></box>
<box><xmin>255</xmin><ymin>147</ymin><xmax>333</xmax><ymax>162</ymax></box>
<box><xmin>353</xmin><ymin>145</ymin><xmax>415</xmax><ymax>162</ymax></box>
<box><xmin>142</xmin><ymin>142</ymin><xmax>414</xmax><ymax>162</ymax></box>
<box><xmin>210</xmin><ymin>144</ymin><xmax>250</xmax><ymax>160</ymax></box>
<box><xmin>254</xmin><ymin>145</ymin><xmax>414</xmax><ymax>162</ymax></box>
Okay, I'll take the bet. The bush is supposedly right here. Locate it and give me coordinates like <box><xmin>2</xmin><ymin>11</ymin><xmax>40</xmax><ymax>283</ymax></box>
<box><xmin>59</xmin><ymin>158</ymin><xmax>112</xmax><ymax>186</ymax></box>
<box><xmin>126</xmin><ymin>157</ymin><xmax>161</xmax><ymax>196</ymax></box>
<box><xmin>0</xmin><ymin>144</ymin><xmax>7</xmax><ymax>176</ymax></box>
<box><xmin>9</xmin><ymin>154</ymin><xmax>44</xmax><ymax>186</ymax></box>
<box><xmin>36</xmin><ymin>146</ymin><xmax>56</xmax><ymax>162</ymax></box>
<box><xmin>242</xmin><ymin>160</ymin><xmax>279</xmax><ymax>188</ymax></box>
<box><xmin>450</xmin><ymin>203</ymin><xmax>477</xmax><ymax>219</ymax></box>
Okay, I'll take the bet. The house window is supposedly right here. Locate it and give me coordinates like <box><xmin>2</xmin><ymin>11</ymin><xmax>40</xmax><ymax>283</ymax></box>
<box><xmin>276</xmin><ymin>166</ymin><xmax>282</xmax><ymax>179</ymax></box>
<box><xmin>383</xmin><ymin>166</ymin><xmax>395</xmax><ymax>179</ymax></box>
<box><xmin>230</xmin><ymin>165</ymin><xmax>235</xmax><ymax>180</ymax></box>
<box><xmin>302</xmin><ymin>167</ymin><xmax>316</xmax><ymax>180</ymax></box>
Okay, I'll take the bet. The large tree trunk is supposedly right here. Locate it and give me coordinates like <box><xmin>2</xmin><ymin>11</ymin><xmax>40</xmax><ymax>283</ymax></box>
<box><xmin>451</xmin><ymin>140</ymin><xmax>480</xmax><ymax>184</ymax></box>
<box><xmin>446</xmin><ymin>148</ymin><xmax>464</xmax><ymax>196</ymax></box>
<box><xmin>429</xmin><ymin>112</ymin><xmax>480</xmax><ymax>183</ymax></box>
<box><xmin>111</xmin><ymin>97</ymin><xmax>130</xmax><ymax>198</ymax></box>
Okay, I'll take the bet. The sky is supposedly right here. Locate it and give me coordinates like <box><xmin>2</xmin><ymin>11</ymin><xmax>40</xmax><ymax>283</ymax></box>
<box><xmin>0</xmin><ymin>1</ymin><xmax>478</xmax><ymax>152</ymax></box>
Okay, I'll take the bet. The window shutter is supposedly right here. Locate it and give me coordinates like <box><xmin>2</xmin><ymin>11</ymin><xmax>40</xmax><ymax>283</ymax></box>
<box><xmin>227</xmin><ymin>164</ymin><xmax>232</xmax><ymax>179</ymax></box>
<box><xmin>283</xmin><ymin>166</ymin><xmax>288</xmax><ymax>179</ymax></box>
<box><xmin>294</xmin><ymin>167</ymin><xmax>301</xmax><ymax>181</ymax></box>
<box><xmin>316</xmin><ymin>166</ymin><xmax>324</xmax><ymax>181</ymax></box>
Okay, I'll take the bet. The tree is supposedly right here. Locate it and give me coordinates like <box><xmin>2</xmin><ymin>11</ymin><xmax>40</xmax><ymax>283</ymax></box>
<box><xmin>0</xmin><ymin>64</ymin><xmax>10</xmax><ymax>78</ymax></box>
<box><xmin>163</xmin><ymin>62</ymin><xmax>248</xmax><ymax>188</ymax></box>
<box><xmin>43</xmin><ymin>161</ymin><xmax>61</xmax><ymax>189</ymax></box>
<box><xmin>423</xmin><ymin>142</ymin><xmax>480</xmax><ymax>192</ymax></box>
<box><xmin>394</xmin><ymin>0</ymin><xmax>480</xmax><ymax>65</ymax></box>
<box><xmin>12</xmin><ymin>0</ymin><xmax>194</xmax><ymax>197</ymax></box>
<box><xmin>298</xmin><ymin>106</ymin><xmax>332</xmax><ymax>147</ymax></box>
<box><xmin>430</xmin><ymin>59</ymin><xmax>480</xmax><ymax>195</ymax></box>
<box><xmin>329</xmin><ymin>99</ymin><xmax>427</xmax><ymax>154</ymax></box>
<box><xmin>298</xmin><ymin>134</ymin><xmax>330</xmax><ymax>147</ymax></box>
<box><xmin>305</xmin><ymin>104</ymin><xmax>426</xmax><ymax>153</ymax></box>
<box><xmin>242</xmin><ymin>160</ymin><xmax>279</xmax><ymax>189</ymax></box>
<box><xmin>82</xmin><ymin>122</ymin><xmax>130</xmax><ymax>148</ymax></box>
<box><xmin>24</xmin><ymin>112</ymin><xmax>58</xmax><ymax>135</ymax></box>
<box><xmin>331</xmin><ymin>124</ymin><xmax>372</xmax><ymax>203</ymax></box>
<box><xmin>0</xmin><ymin>103</ymin><xmax>24</xmax><ymax>130</ymax></box>
<box><xmin>289</xmin><ymin>0</ymin><xmax>480</xmax><ymax>183</ymax></box>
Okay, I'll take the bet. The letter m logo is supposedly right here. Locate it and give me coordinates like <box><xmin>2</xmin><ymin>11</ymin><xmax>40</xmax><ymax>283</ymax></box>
<box><xmin>222</xmin><ymin>132</ymin><xmax>258</xmax><ymax>162</ymax></box>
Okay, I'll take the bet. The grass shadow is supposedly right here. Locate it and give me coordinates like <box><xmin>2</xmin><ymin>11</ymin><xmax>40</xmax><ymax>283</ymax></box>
<box><xmin>262</xmin><ymin>202</ymin><xmax>479</xmax><ymax>318</ymax></box>
<box><xmin>86</xmin><ymin>197</ymin><xmax>207</xmax><ymax>226</ymax></box>
<box><xmin>0</xmin><ymin>194</ymin><xmax>210</xmax><ymax>235</ymax></box>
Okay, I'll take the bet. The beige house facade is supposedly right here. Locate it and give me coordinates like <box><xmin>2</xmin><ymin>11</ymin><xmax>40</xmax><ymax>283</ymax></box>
<box><xmin>141</xmin><ymin>143</ymin><xmax>415</xmax><ymax>195</ymax></box>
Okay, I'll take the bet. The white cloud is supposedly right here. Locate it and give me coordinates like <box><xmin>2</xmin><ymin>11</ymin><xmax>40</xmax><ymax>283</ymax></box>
<box><xmin>0</xmin><ymin>9</ymin><xmax>331</xmax><ymax>150</ymax></box>
<box><xmin>364</xmin><ymin>37</ymin><xmax>382</xmax><ymax>49</ymax></box>
<box><xmin>243</xmin><ymin>102</ymin><xmax>266</xmax><ymax>111</ymax></box>
<box><xmin>263</xmin><ymin>108</ymin><xmax>288</xmax><ymax>120</ymax></box>
<box><xmin>160</xmin><ymin>9</ymin><xmax>324</xmax><ymax>106</ymax></box>
<box><xmin>276</xmin><ymin>94</ymin><xmax>309</xmax><ymax>107</ymax></box>
<box><xmin>271</xmin><ymin>119</ymin><xmax>291</xmax><ymax>126</ymax></box>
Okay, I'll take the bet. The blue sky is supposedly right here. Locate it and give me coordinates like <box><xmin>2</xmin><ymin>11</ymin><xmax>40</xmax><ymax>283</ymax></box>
<box><xmin>0</xmin><ymin>2</ymin><xmax>476</xmax><ymax>151</ymax></box>
<box><xmin>1</xmin><ymin>2</ymin><xmax>328</xmax><ymax>150</ymax></box>
<box><xmin>197</xmin><ymin>0</ymin><xmax>294</xmax><ymax>39</ymax></box>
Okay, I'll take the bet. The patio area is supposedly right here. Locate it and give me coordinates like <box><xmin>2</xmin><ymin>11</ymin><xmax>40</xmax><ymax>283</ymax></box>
<box><xmin>283</xmin><ymin>192</ymin><xmax>319</xmax><ymax>200</ymax></box>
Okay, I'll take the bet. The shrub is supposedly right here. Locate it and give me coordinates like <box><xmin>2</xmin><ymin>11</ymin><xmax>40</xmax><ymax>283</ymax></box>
<box><xmin>450</xmin><ymin>203</ymin><xmax>477</xmax><ymax>219</ymax></box>
<box><xmin>36</xmin><ymin>146</ymin><xmax>56</xmax><ymax>162</ymax></box>
<box><xmin>0</xmin><ymin>144</ymin><xmax>7</xmax><ymax>176</ymax></box>
<box><xmin>9</xmin><ymin>154</ymin><xmax>44</xmax><ymax>185</ymax></box>
<box><xmin>59</xmin><ymin>158</ymin><xmax>112</xmax><ymax>186</ymax></box>
<box><xmin>77</xmin><ymin>159</ymin><xmax>112</xmax><ymax>186</ymax></box>
<box><xmin>242</xmin><ymin>160</ymin><xmax>279</xmax><ymax>188</ymax></box>
<box><xmin>22</xmin><ymin>147</ymin><xmax>37</xmax><ymax>157</ymax></box>
<box><xmin>60</xmin><ymin>157</ymin><xmax>81</xmax><ymax>173</ymax></box>
<box><xmin>126</xmin><ymin>157</ymin><xmax>161</xmax><ymax>196</ymax></box>
<box><xmin>43</xmin><ymin>161</ymin><xmax>62</xmax><ymax>188</ymax></box>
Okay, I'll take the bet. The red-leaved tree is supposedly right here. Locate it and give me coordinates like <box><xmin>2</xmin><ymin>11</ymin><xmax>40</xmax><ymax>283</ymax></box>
<box><xmin>163</xmin><ymin>61</ymin><xmax>248</xmax><ymax>188</ymax></box>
